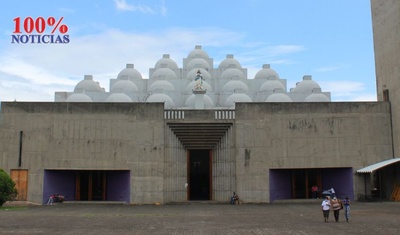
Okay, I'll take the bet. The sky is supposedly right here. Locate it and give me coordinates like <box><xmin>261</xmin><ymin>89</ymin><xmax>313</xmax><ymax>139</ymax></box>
<box><xmin>0</xmin><ymin>0</ymin><xmax>377</xmax><ymax>102</ymax></box>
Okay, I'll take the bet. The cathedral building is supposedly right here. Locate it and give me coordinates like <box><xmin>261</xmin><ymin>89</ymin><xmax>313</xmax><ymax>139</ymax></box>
<box><xmin>0</xmin><ymin>0</ymin><xmax>399</xmax><ymax>204</ymax></box>
<box><xmin>54</xmin><ymin>45</ymin><xmax>331</xmax><ymax>107</ymax></box>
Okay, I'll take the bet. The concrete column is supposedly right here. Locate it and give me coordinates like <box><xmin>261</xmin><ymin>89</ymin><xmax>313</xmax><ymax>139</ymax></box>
<box><xmin>193</xmin><ymin>89</ymin><xmax>206</xmax><ymax>109</ymax></box>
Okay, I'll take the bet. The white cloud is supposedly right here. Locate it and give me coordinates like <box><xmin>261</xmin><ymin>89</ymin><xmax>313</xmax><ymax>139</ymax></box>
<box><xmin>1</xmin><ymin>28</ymin><xmax>245</xmax><ymax>101</ymax></box>
<box><xmin>318</xmin><ymin>81</ymin><xmax>377</xmax><ymax>101</ymax></box>
<box><xmin>319</xmin><ymin>81</ymin><xmax>365</xmax><ymax>93</ymax></box>
<box><xmin>241</xmin><ymin>44</ymin><xmax>306</xmax><ymax>57</ymax></box>
<box><xmin>114</xmin><ymin>0</ymin><xmax>166</xmax><ymax>15</ymax></box>
<box><xmin>114</xmin><ymin>0</ymin><xmax>135</xmax><ymax>11</ymax></box>
<box><xmin>0</xmin><ymin>58</ymin><xmax>76</xmax><ymax>86</ymax></box>
<box><xmin>234</xmin><ymin>44</ymin><xmax>306</xmax><ymax>67</ymax></box>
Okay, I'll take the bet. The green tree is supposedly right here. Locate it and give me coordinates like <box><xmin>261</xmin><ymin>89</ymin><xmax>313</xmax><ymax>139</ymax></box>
<box><xmin>0</xmin><ymin>169</ymin><xmax>18</xmax><ymax>206</ymax></box>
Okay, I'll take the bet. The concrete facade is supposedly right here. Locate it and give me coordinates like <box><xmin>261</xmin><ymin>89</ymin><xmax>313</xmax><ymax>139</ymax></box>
<box><xmin>0</xmin><ymin>103</ymin><xmax>165</xmax><ymax>204</ymax></box>
<box><xmin>0</xmin><ymin>101</ymin><xmax>395</xmax><ymax>204</ymax></box>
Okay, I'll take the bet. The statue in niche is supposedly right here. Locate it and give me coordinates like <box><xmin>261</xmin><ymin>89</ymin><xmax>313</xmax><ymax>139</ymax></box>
<box><xmin>194</xmin><ymin>70</ymin><xmax>205</xmax><ymax>90</ymax></box>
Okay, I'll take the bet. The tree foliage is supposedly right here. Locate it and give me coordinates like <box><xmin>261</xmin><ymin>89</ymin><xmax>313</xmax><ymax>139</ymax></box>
<box><xmin>0</xmin><ymin>169</ymin><xmax>18</xmax><ymax>206</ymax></box>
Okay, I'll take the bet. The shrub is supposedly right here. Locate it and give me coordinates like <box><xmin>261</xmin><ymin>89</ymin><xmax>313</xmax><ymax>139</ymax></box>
<box><xmin>0</xmin><ymin>169</ymin><xmax>18</xmax><ymax>206</ymax></box>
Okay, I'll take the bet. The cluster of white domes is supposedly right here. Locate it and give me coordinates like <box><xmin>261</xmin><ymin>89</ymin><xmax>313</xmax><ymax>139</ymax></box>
<box><xmin>55</xmin><ymin>45</ymin><xmax>331</xmax><ymax>108</ymax></box>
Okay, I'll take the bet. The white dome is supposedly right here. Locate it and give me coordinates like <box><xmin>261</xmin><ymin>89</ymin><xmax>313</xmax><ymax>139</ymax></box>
<box><xmin>185</xmin><ymin>94</ymin><xmax>214</xmax><ymax>108</ymax></box>
<box><xmin>291</xmin><ymin>76</ymin><xmax>321</xmax><ymax>93</ymax></box>
<box><xmin>186</xmin><ymin>58</ymin><xmax>210</xmax><ymax>71</ymax></box>
<box><xmin>304</xmin><ymin>93</ymin><xmax>330</xmax><ymax>102</ymax></box>
<box><xmin>148</xmin><ymin>80</ymin><xmax>175</xmax><ymax>92</ymax></box>
<box><xmin>111</xmin><ymin>79</ymin><xmax>139</xmax><ymax>93</ymax></box>
<box><xmin>225</xmin><ymin>93</ymin><xmax>252</xmax><ymax>108</ymax></box>
<box><xmin>105</xmin><ymin>93</ymin><xmax>132</xmax><ymax>102</ymax></box>
<box><xmin>254</xmin><ymin>64</ymin><xmax>279</xmax><ymax>80</ymax></box>
<box><xmin>186</xmin><ymin>68</ymin><xmax>211</xmax><ymax>81</ymax></box>
<box><xmin>222</xmin><ymin>80</ymin><xmax>249</xmax><ymax>92</ymax></box>
<box><xmin>220</xmin><ymin>68</ymin><xmax>245</xmax><ymax>80</ymax></box>
<box><xmin>151</xmin><ymin>67</ymin><xmax>178</xmax><ymax>80</ymax></box>
<box><xmin>186</xmin><ymin>80</ymin><xmax>213</xmax><ymax>92</ymax></box>
<box><xmin>74</xmin><ymin>75</ymin><xmax>103</xmax><ymax>92</ymax></box>
<box><xmin>117</xmin><ymin>64</ymin><xmax>143</xmax><ymax>80</ymax></box>
<box><xmin>187</xmin><ymin>45</ymin><xmax>209</xmax><ymax>59</ymax></box>
<box><xmin>218</xmin><ymin>54</ymin><xmax>242</xmax><ymax>70</ymax></box>
<box><xmin>146</xmin><ymin>93</ymin><xmax>174</xmax><ymax>108</ymax></box>
<box><xmin>154</xmin><ymin>54</ymin><xmax>179</xmax><ymax>70</ymax></box>
<box><xmin>259</xmin><ymin>80</ymin><xmax>285</xmax><ymax>92</ymax></box>
<box><xmin>265</xmin><ymin>93</ymin><xmax>292</xmax><ymax>102</ymax></box>
<box><xmin>66</xmin><ymin>93</ymin><xmax>92</xmax><ymax>102</ymax></box>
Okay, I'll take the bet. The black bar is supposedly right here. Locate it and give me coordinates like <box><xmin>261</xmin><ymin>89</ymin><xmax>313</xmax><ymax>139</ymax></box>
<box><xmin>18</xmin><ymin>130</ymin><xmax>23</xmax><ymax>167</ymax></box>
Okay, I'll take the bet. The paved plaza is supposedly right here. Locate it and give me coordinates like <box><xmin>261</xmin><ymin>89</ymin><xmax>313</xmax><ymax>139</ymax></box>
<box><xmin>1</xmin><ymin>200</ymin><xmax>399</xmax><ymax>234</ymax></box>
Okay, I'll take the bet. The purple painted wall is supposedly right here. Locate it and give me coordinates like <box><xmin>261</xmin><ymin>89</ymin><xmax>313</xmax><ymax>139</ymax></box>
<box><xmin>321</xmin><ymin>168</ymin><xmax>354</xmax><ymax>200</ymax></box>
<box><xmin>43</xmin><ymin>170</ymin><xmax>130</xmax><ymax>204</ymax></box>
<box><xmin>269</xmin><ymin>168</ymin><xmax>354</xmax><ymax>202</ymax></box>
<box><xmin>270</xmin><ymin>170</ymin><xmax>292</xmax><ymax>201</ymax></box>
<box><xmin>106</xmin><ymin>171</ymin><xmax>130</xmax><ymax>202</ymax></box>
<box><xmin>43</xmin><ymin>170</ymin><xmax>75</xmax><ymax>204</ymax></box>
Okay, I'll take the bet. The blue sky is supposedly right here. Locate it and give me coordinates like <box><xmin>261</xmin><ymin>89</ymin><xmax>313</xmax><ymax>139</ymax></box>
<box><xmin>0</xmin><ymin>0</ymin><xmax>376</xmax><ymax>101</ymax></box>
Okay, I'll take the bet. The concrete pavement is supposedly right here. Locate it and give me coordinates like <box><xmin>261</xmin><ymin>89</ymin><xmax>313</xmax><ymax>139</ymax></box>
<box><xmin>1</xmin><ymin>200</ymin><xmax>399</xmax><ymax>234</ymax></box>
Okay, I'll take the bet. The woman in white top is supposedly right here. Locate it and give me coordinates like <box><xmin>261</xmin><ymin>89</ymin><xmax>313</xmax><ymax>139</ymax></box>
<box><xmin>321</xmin><ymin>196</ymin><xmax>331</xmax><ymax>222</ymax></box>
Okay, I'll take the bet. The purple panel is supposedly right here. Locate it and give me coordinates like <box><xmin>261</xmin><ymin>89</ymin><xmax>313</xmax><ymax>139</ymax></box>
<box><xmin>270</xmin><ymin>168</ymin><xmax>355</xmax><ymax>202</ymax></box>
<box><xmin>321</xmin><ymin>168</ymin><xmax>354</xmax><ymax>200</ymax></box>
<box><xmin>107</xmin><ymin>171</ymin><xmax>130</xmax><ymax>202</ymax></box>
<box><xmin>43</xmin><ymin>170</ymin><xmax>76</xmax><ymax>204</ymax></box>
<box><xmin>270</xmin><ymin>170</ymin><xmax>292</xmax><ymax>202</ymax></box>
<box><xmin>43</xmin><ymin>170</ymin><xmax>131</xmax><ymax>204</ymax></box>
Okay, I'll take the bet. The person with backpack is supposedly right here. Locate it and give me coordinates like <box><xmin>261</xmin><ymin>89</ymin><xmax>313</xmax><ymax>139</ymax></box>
<box><xmin>330</xmin><ymin>196</ymin><xmax>342</xmax><ymax>222</ymax></box>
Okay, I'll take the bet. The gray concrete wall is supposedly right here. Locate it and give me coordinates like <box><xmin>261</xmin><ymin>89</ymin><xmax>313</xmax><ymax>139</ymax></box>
<box><xmin>0</xmin><ymin>101</ymin><xmax>393</xmax><ymax>204</ymax></box>
<box><xmin>371</xmin><ymin>0</ymin><xmax>400</xmax><ymax>156</ymax></box>
<box><xmin>234</xmin><ymin>102</ymin><xmax>392</xmax><ymax>202</ymax></box>
<box><xmin>0</xmin><ymin>102</ymin><xmax>165</xmax><ymax>204</ymax></box>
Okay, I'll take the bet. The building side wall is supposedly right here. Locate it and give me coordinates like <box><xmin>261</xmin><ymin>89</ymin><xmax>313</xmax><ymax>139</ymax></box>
<box><xmin>0</xmin><ymin>102</ymin><xmax>165</xmax><ymax>204</ymax></box>
<box><xmin>234</xmin><ymin>102</ymin><xmax>392</xmax><ymax>202</ymax></box>
<box><xmin>371</xmin><ymin>0</ymin><xmax>400</xmax><ymax>156</ymax></box>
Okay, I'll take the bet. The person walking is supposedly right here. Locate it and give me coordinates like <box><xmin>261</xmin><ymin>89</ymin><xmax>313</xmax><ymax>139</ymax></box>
<box><xmin>311</xmin><ymin>185</ymin><xmax>319</xmax><ymax>198</ymax></box>
<box><xmin>321</xmin><ymin>196</ymin><xmax>331</xmax><ymax>222</ymax></box>
<box><xmin>343</xmin><ymin>196</ymin><xmax>351</xmax><ymax>222</ymax></box>
<box><xmin>331</xmin><ymin>196</ymin><xmax>342</xmax><ymax>222</ymax></box>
